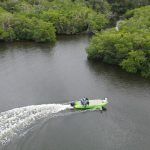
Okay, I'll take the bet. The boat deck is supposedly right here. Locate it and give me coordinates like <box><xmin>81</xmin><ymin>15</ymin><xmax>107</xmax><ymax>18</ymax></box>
<box><xmin>77</xmin><ymin>100</ymin><xmax>103</xmax><ymax>107</ymax></box>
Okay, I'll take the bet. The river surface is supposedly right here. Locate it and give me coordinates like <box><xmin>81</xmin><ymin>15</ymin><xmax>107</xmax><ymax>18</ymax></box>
<box><xmin>0</xmin><ymin>24</ymin><xmax>150</xmax><ymax>150</ymax></box>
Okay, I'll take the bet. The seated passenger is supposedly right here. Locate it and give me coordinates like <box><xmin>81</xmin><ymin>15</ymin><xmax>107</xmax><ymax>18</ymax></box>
<box><xmin>80</xmin><ymin>98</ymin><xmax>86</xmax><ymax>106</ymax></box>
<box><xmin>85</xmin><ymin>98</ymin><xmax>89</xmax><ymax>105</ymax></box>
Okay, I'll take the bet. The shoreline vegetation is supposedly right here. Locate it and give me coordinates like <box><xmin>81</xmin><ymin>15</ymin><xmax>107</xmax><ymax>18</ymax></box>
<box><xmin>86</xmin><ymin>5</ymin><xmax>150</xmax><ymax>79</ymax></box>
<box><xmin>0</xmin><ymin>0</ymin><xmax>150</xmax><ymax>78</ymax></box>
<box><xmin>0</xmin><ymin>0</ymin><xmax>112</xmax><ymax>42</ymax></box>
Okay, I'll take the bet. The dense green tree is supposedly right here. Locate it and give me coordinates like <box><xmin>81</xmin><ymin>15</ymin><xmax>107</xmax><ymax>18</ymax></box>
<box><xmin>0</xmin><ymin>6</ymin><xmax>56</xmax><ymax>42</ymax></box>
<box><xmin>33</xmin><ymin>20</ymin><xmax>56</xmax><ymax>42</ymax></box>
<box><xmin>86</xmin><ymin>6</ymin><xmax>150</xmax><ymax>78</ymax></box>
<box><xmin>0</xmin><ymin>0</ymin><xmax>111</xmax><ymax>41</ymax></box>
<box><xmin>40</xmin><ymin>1</ymin><xmax>110</xmax><ymax>34</ymax></box>
<box><xmin>107</xmin><ymin>0</ymin><xmax>149</xmax><ymax>13</ymax></box>
<box><xmin>86</xmin><ymin>0</ymin><xmax>111</xmax><ymax>15</ymax></box>
<box><xmin>120</xmin><ymin>50</ymin><xmax>146</xmax><ymax>73</ymax></box>
<box><xmin>0</xmin><ymin>12</ymin><xmax>15</xmax><ymax>41</ymax></box>
<box><xmin>15</xmin><ymin>1</ymin><xmax>33</xmax><ymax>14</ymax></box>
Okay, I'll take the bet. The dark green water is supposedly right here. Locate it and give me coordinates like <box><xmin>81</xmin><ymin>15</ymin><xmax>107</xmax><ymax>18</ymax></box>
<box><xmin>0</xmin><ymin>33</ymin><xmax>150</xmax><ymax>150</ymax></box>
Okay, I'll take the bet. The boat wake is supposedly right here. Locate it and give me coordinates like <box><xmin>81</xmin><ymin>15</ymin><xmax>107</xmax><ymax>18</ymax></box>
<box><xmin>0</xmin><ymin>103</ymin><xmax>71</xmax><ymax>147</ymax></box>
<box><xmin>0</xmin><ymin>103</ymin><xmax>97</xmax><ymax>148</ymax></box>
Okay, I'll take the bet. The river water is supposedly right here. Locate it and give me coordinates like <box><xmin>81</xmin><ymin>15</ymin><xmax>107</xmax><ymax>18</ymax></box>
<box><xmin>0</xmin><ymin>24</ymin><xmax>150</xmax><ymax>150</ymax></box>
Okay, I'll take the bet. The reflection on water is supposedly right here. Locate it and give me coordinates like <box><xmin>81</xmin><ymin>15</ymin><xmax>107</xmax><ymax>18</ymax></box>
<box><xmin>0</xmin><ymin>42</ymin><xmax>56</xmax><ymax>53</ymax></box>
<box><xmin>86</xmin><ymin>59</ymin><xmax>149</xmax><ymax>85</ymax></box>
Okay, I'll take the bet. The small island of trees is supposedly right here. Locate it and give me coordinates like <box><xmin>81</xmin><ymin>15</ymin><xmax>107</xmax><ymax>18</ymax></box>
<box><xmin>86</xmin><ymin>5</ymin><xmax>150</xmax><ymax>78</ymax></box>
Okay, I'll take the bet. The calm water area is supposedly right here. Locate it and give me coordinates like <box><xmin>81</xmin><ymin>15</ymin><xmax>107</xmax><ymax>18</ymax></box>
<box><xmin>0</xmin><ymin>20</ymin><xmax>150</xmax><ymax>150</ymax></box>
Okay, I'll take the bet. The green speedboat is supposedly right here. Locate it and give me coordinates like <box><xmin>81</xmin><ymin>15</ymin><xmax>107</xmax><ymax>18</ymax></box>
<box><xmin>70</xmin><ymin>98</ymin><xmax>108</xmax><ymax>109</ymax></box>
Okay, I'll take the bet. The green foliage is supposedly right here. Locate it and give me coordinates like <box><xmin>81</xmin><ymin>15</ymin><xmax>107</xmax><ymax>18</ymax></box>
<box><xmin>0</xmin><ymin>6</ymin><xmax>56</xmax><ymax>42</ymax></box>
<box><xmin>0</xmin><ymin>0</ymin><xmax>19</xmax><ymax>11</ymax></box>
<box><xmin>107</xmin><ymin>0</ymin><xmax>149</xmax><ymax>13</ymax></box>
<box><xmin>86</xmin><ymin>6</ymin><xmax>150</xmax><ymax>78</ymax></box>
<box><xmin>0</xmin><ymin>0</ymin><xmax>111</xmax><ymax>41</ymax></box>
<box><xmin>86</xmin><ymin>11</ymin><xmax>109</xmax><ymax>33</ymax></box>
<box><xmin>120</xmin><ymin>50</ymin><xmax>146</xmax><ymax>73</ymax></box>
<box><xmin>0</xmin><ymin>12</ymin><xmax>16</xmax><ymax>41</ymax></box>
<box><xmin>40</xmin><ymin>3</ymin><xmax>89</xmax><ymax>34</ymax></box>
<box><xmin>85</xmin><ymin>0</ymin><xmax>111</xmax><ymax>15</ymax></box>
<box><xmin>33</xmin><ymin>20</ymin><xmax>56</xmax><ymax>42</ymax></box>
<box><xmin>39</xmin><ymin>0</ymin><xmax>110</xmax><ymax>34</ymax></box>
<box><xmin>15</xmin><ymin>1</ymin><xmax>33</xmax><ymax>14</ymax></box>
<box><xmin>12</xmin><ymin>15</ymin><xmax>34</xmax><ymax>40</ymax></box>
<box><xmin>0</xmin><ymin>29</ymin><xmax>8</xmax><ymax>40</ymax></box>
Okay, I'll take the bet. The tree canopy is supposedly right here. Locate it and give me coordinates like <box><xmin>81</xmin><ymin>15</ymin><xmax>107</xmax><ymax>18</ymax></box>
<box><xmin>86</xmin><ymin>6</ymin><xmax>150</xmax><ymax>78</ymax></box>
<box><xmin>107</xmin><ymin>0</ymin><xmax>149</xmax><ymax>13</ymax></box>
<box><xmin>0</xmin><ymin>0</ymin><xmax>111</xmax><ymax>42</ymax></box>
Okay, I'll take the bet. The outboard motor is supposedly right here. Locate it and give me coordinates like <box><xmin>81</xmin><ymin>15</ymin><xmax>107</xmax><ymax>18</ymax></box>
<box><xmin>71</xmin><ymin>102</ymin><xmax>75</xmax><ymax>107</ymax></box>
<box><xmin>104</xmin><ymin>98</ymin><xmax>108</xmax><ymax>102</ymax></box>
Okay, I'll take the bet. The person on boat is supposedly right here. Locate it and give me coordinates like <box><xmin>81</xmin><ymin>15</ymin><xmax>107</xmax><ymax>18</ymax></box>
<box><xmin>85</xmin><ymin>98</ymin><xmax>89</xmax><ymax>105</ymax></box>
<box><xmin>80</xmin><ymin>98</ymin><xmax>86</xmax><ymax>106</ymax></box>
<box><xmin>80</xmin><ymin>97</ymin><xmax>89</xmax><ymax>106</ymax></box>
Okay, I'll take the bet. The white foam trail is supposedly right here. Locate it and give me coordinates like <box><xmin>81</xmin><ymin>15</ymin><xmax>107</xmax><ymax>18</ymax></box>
<box><xmin>0</xmin><ymin>104</ymin><xmax>71</xmax><ymax>147</ymax></box>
